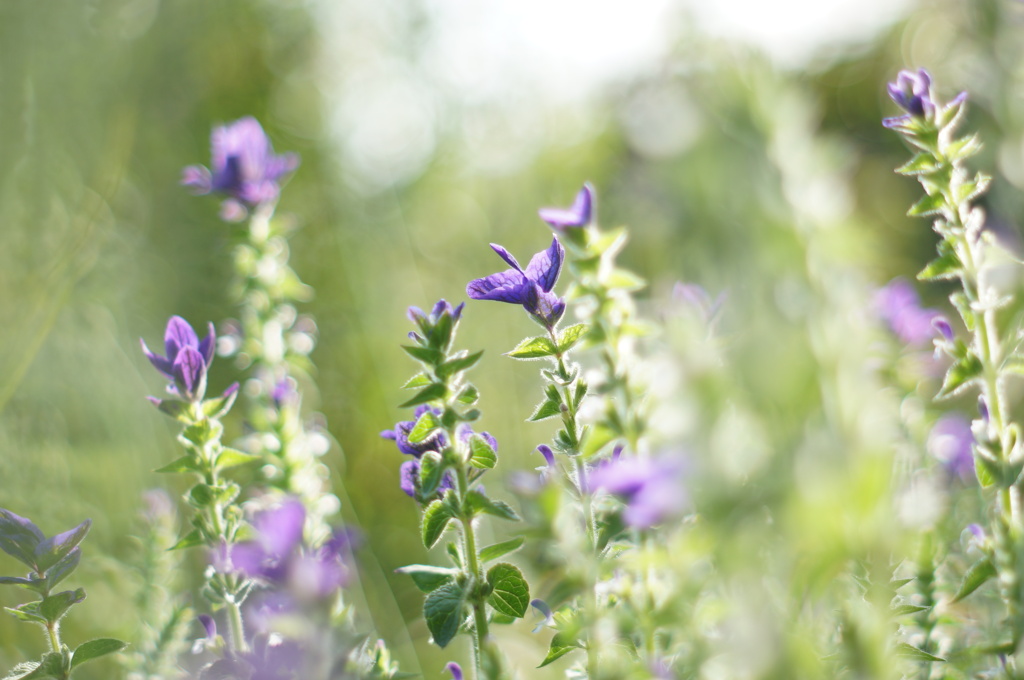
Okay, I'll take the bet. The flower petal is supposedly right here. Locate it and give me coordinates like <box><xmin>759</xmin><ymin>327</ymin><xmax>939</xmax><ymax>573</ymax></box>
<box><xmin>524</xmin><ymin>238</ymin><xmax>564</xmax><ymax>292</ymax></box>
<box><xmin>165</xmin><ymin>316</ymin><xmax>199</xmax><ymax>359</ymax></box>
<box><xmin>489</xmin><ymin>243</ymin><xmax>523</xmax><ymax>272</ymax></box>
<box><xmin>466</xmin><ymin>270</ymin><xmax>531</xmax><ymax>304</ymax></box>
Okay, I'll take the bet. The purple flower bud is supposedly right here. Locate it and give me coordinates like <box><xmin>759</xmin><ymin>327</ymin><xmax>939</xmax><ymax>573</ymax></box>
<box><xmin>446</xmin><ymin>662</ymin><xmax>463</xmax><ymax>680</ymax></box>
<box><xmin>182</xmin><ymin>117</ymin><xmax>299</xmax><ymax>221</ymax></box>
<box><xmin>932</xmin><ymin>316</ymin><xmax>954</xmax><ymax>342</ymax></box>
<box><xmin>467</xmin><ymin>238</ymin><xmax>567</xmax><ymax>328</ymax></box>
<box><xmin>536</xmin><ymin>444</ymin><xmax>555</xmax><ymax>467</ymax></box>
<box><xmin>883</xmin><ymin>69</ymin><xmax>939</xmax><ymax>128</ymax></box>
<box><xmin>382</xmin><ymin>405</ymin><xmax>448</xmax><ymax>458</ymax></box>
<box><xmin>142</xmin><ymin>316</ymin><xmax>216</xmax><ymax>402</ymax></box>
<box><xmin>198</xmin><ymin>613</ymin><xmax>217</xmax><ymax>640</ymax></box>
<box><xmin>530</xmin><ymin>598</ymin><xmax>554</xmax><ymax>633</ymax></box>
<box><xmin>538</xmin><ymin>183</ymin><xmax>594</xmax><ymax>230</ymax></box>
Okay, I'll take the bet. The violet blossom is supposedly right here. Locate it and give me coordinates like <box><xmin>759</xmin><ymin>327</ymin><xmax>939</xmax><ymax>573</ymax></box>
<box><xmin>875</xmin><ymin>278</ymin><xmax>945</xmax><ymax>346</ymax></box>
<box><xmin>141</xmin><ymin>316</ymin><xmax>219</xmax><ymax>402</ymax></box>
<box><xmin>589</xmin><ymin>453</ymin><xmax>688</xmax><ymax>529</ymax></box>
<box><xmin>466</xmin><ymin>238</ymin><xmax>566</xmax><ymax>327</ymax></box>
<box><xmin>928</xmin><ymin>413</ymin><xmax>975</xmax><ymax>480</ymax></box>
<box><xmin>538</xmin><ymin>183</ymin><xmax>594</xmax><ymax>230</ymax></box>
<box><xmin>182</xmin><ymin>117</ymin><xmax>299</xmax><ymax>221</ymax></box>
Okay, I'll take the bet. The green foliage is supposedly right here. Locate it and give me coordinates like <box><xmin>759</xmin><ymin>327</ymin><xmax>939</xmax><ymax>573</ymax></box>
<box><xmin>485</xmin><ymin>563</ymin><xmax>529</xmax><ymax>618</ymax></box>
<box><xmin>423</xmin><ymin>583</ymin><xmax>465</xmax><ymax>648</ymax></box>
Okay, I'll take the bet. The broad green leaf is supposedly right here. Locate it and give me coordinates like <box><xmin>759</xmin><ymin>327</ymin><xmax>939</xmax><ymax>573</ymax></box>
<box><xmin>6</xmin><ymin>653</ymin><xmax>63</xmax><ymax>680</ymax></box>
<box><xmin>538</xmin><ymin>632</ymin><xmax>580</xmax><ymax>668</ymax></box>
<box><xmin>34</xmin><ymin>519</ymin><xmax>90</xmax><ymax>573</ymax></box>
<box><xmin>408</xmin><ymin>411</ymin><xmax>441</xmax><ymax>445</ymax></box>
<box><xmin>976</xmin><ymin>455</ymin><xmax>997</xmax><ymax>488</ymax></box>
<box><xmin>457</xmin><ymin>384</ymin><xmax>479</xmax><ymax>405</ymax></box>
<box><xmin>395</xmin><ymin>564</ymin><xmax>458</xmax><ymax>593</ymax></box>
<box><xmin>0</xmin><ymin>510</ymin><xmax>43</xmax><ymax>569</ymax></box>
<box><xmin>528</xmin><ymin>399</ymin><xmax>562</xmax><ymax>422</ymax></box>
<box><xmin>946</xmin><ymin>133</ymin><xmax>982</xmax><ymax>161</ymax></box>
<box><xmin>556</xmin><ymin>324</ymin><xmax>588</xmax><ymax>353</ymax></box>
<box><xmin>421</xmin><ymin>498</ymin><xmax>456</xmax><ymax>549</ymax></box>
<box><xmin>907</xmin><ymin>192</ymin><xmax>947</xmax><ymax>218</ymax></box>
<box><xmin>479</xmin><ymin>537</ymin><xmax>525</xmax><ymax>563</ymax></box>
<box><xmin>402</xmin><ymin>373</ymin><xmax>432</xmax><ymax>389</ymax></box>
<box><xmin>215</xmin><ymin>448</ymin><xmax>261</xmax><ymax>469</ymax></box>
<box><xmin>896</xmin><ymin>152</ymin><xmax>944</xmax><ymax>176</ymax></box>
<box><xmin>157</xmin><ymin>399</ymin><xmax>191</xmax><ymax>422</ymax></box>
<box><xmin>170</xmin><ymin>529</ymin><xmax>204</xmax><ymax>551</ymax></box>
<box><xmin>952</xmin><ymin>557</ymin><xmax>996</xmax><ymax>603</ymax></box>
<box><xmin>400</xmin><ymin>383</ymin><xmax>447</xmax><ymax>409</ymax></box>
<box><xmin>71</xmin><ymin>638</ymin><xmax>128</xmax><ymax>669</ymax></box>
<box><xmin>153</xmin><ymin>455</ymin><xmax>201</xmax><ymax>474</ymax></box>
<box><xmin>469</xmin><ymin>434</ymin><xmax>497</xmax><ymax>469</ymax></box>
<box><xmin>5</xmin><ymin>603</ymin><xmax>46</xmax><ymax>624</ymax></box>
<box><xmin>424</xmin><ymin>582</ymin><xmax>465</xmax><ymax>648</ymax></box>
<box><xmin>465</xmin><ymin>491</ymin><xmax>520</xmax><ymax>521</ymax></box>
<box><xmin>506</xmin><ymin>336</ymin><xmax>557</xmax><ymax>360</ymax></box>
<box><xmin>894</xmin><ymin>642</ymin><xmax>945</xmax><ymax>663</ymax></box>
<box><xmin>486</xmin><ymin>563</ymin><xmax>529</xmax><ymax>618</ymax></box>
<box><xmin>937</xmin><ymin>354</ymin><xmax>983</xmax><ymax>399</ymax></box>
<box><xmin>437</xmin><ymin>351</ymin><xmax>484</xmax><ymax>380</ymax></box>
<box><xmin>401</xmin><ymin>345</ymin><xmax>443</xmax><ymax>366</ymax></box>
<box><xmin>39</xmin><ymin>588</ymin><xmax>86</xmax><ymax>623</ymax></box>
<box><xmin>44</xmin><ymin>548</ymin><xmax>81</xmax><ymax>591</ymax></box>
<box><xmin>418</xmin><ymin>452</ymin><xmax>446</xmax><ymax>498</ymax></box>
<box><xmin>181</xmin><ymin>420</ymin><xmax>220</xmax><ymax>447</ymax></box>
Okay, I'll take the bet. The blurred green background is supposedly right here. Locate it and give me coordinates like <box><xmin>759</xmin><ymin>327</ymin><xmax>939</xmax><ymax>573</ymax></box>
<box><xmin>1</xmin><ymin>0</ymin><xmax>1023</xmax><ymax>676</ymax></box>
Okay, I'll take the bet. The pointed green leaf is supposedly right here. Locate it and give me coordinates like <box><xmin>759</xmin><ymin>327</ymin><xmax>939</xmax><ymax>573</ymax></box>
<box><xmin>5</xmin><ymin>653</ymin><xmax>63</xmax><ymax>680</ymax></box>
<box><xmin>896</xmin><ymin>153</ymin><xmax>944</xmax><ymax>176</ymax></box>
<box><xmin>422</xmin><ymin>497</ymin><xmax>456</xmax><ymax>549</ymax></box>
<box><xmin>170</xmin><ymin>529</ymin><xmax>204</xmax><ymax>551</ymax></box>
<box><xmin>215</xmin><ymin>448</ymin><xmax>261</xmax><ymax>469</ymax></box>
<box><xmin>538</xmin><ymin>632</ymin><xmax>580</xmax><ymax>667</ymax></box>
<box><xmin>44</xmin><ymin>548</ymin><xmax>81</xmax><ymax>592</ymax></box>
<box><xmin>34</xmin><ymin>519</ymin><xmax>90</xmax><ymax>573</ymax></box>
<box><xmin>894</xmin><ymin>642</ymin><xmax>945</xmax><ymax>662</ymax></box>
<box><xmin>605</xmin><ymin>268</ymin><xmax>645</xmax><ymax>291</ymax></box>
<box><xmin>408</xmin><ymin>411</ymin><xmax>441</xmax><ymax>445</ymax></box>
<box><xmin>469</xmin><ymin>434</ymin><xmax>497</xmax><ymax>469</ymax></box>
<box><xmin>506</xmin><ymin>336</ymin><xmax>557</xmax><ymax>360</ymax></box>
<box><xmin>955</xmin><ymin>172</ymin><xmax>992</xmax><ymax>205</ymax></box>
<box><xmin>400</xmin><ymin>383</ymin><xmax>447</xmax><ymax>409</ymax></box>
<box><xmin>5</xmin><ymin>602</ymin><xmax>46</xmax><ymax>624</ymax></box>
<box><xmin>156</xmin><ymin>399</ymin><xmax>191</xmax><ymax>422</ymax></box>
<box><xmin>401</xmin><ymin>345</ymin><xmax>443</xmax><ymax>366</ymax></box>
<box><xmin>395</xmin><ymin>565</ymin><xmax>458</xmax><ymax>593</ymax></box>
<box><xmin>529</xmin><ymin>399</ymin><xmax>562</xmax><ymax>422</ymax></box>
<box><xmin>952</xmin><ymin>557</ymin><xmax>996</xmax><ymax>603</ymax></box>
<box><xmin>937</xmin><ymin>353</ymin><xmax>983</xmax><ymax>399</ymax></box>
<box><xmin>976</xmin><ymin>454</ymin><xmax>997</xmax><ymax>488</ymax></box>
<box><xmin>0</xmin><ymin>577</ymin><xmax>32</xmax><ymax>587</ymax></box>
<box><xmin>202</xmin><ymin>388</ymin><xmax>238</xmax><ymax>419</ymax></box>
<box><xmin>71</xmin><ymin>638</ymin><xmax>128</xmax><ymax>669</ymax></box>
<box><xmin>907</xmin><ymin>192</ymin><xmax>947</xmax><ymax>218</ymax></box>
<box><xmin>446</xmin><ymin>542</ymin><xmax>462</xmax><ymax>568</ymax></box>
<box><xmin>465</xmin><ymin>491</ymin><xmax>519</xmax><ymax>521</ymax></box>
<box><xmin>418</xmin><ymin>452</ymin><xmax>446</xmax><ymax>498</ymax></box>
<box><xmin>479</xmin><ymin>537</ymin><xmax>525</xmax><ymax>563</ymax></box>
<box><xmin>424</xmin><ymin>582</ymin><xmax>465</xmax><ymax>648</ymax></box>
<box><xmin>946</xmin><ymin>133</ymin><xmax>982</xmax><ymax>161</ymax></box>
<box><xmin>891</xmin><ymin>603</ymin><xmax>930</xmax><ymax>618</ymax></box>
<box><xmin>437</xmin><ymin>350</ymin><xmax>484</xmax><ymax>380</ymax></box>
<box><xmin>457</xmin><ymin>384</ymin><xmax>480</xmax><ymax>405</ymax></box>
<box><xmin>486</xmin><ymin>562</ymin><xmax>529</xmax><ymax>618</ymax></box>
<box><xmin>917</xmin><ymin>241</ymin><xmax>961</xmax><ymax>281</ymax></box>
<box><xmin>556</xmin><ymin>324</ymin><xmax>589</xmax><ymax>353</ymax></box>
<box><xmin>153</xmin><ymin>455</ymin><xmax>201</xmax><ymax>474</ymax></box>
<box><xmin>402</xmin><ymin>373</ymin><xmax>432</xmax><ymax>389</ymax></box>
<box><xmin>39</xmin><ymin>588</ymin><xmax>86</xmax><ymax>623</ymax></box>
<box><xmin>0</xmin><ymin>510</ymin><xmax>43</xmax><ymax>569</ymax></box>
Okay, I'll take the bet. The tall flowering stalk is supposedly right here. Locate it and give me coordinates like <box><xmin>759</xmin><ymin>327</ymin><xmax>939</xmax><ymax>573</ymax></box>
<box><xmin>142</xmin><ymin>315</ymin><xmax>254</xmax><ymax>654</ymax></box>
<box><xmin>384</xmin><ymin>300</ymin><xmax>530</xmax><ymax>680</ymax></box>
<box><xmin>0</xmin><ymin>509</ymin><xmax>126</xmax><ymax>679</ymax></box>
<box><xmin>884</xmin><ymin>69</ymin><xmax>1024</xmax><ymax>668</ymax></box>
<box><xmin>184</xmin><ymin>117</ymin><xmax>338</xmax><ymax>544</ymax></box>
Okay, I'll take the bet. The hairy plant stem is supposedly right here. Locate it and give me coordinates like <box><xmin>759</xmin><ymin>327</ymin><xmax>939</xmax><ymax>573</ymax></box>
<box><xmin>46</xmin><ymin>621</ymin><xmax>61</xmax><ymax>653</ymax></box>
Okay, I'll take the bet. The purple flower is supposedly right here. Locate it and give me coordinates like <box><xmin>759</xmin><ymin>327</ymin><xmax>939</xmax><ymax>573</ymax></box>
<box><xmin>589</xmin><ymin>453</ymin><xmax>688</xmax><ymax>529</ymax></box>
<box><xmin>446</xmin><ymin>662</ymin><xmax>463</xmax><ymax>680</ymax></box>
<box><xmin>466</xmin><ymin>238</ymin><xmax>566</xmax><ymax>327</ymax></box>
<box><xmin>928</xmin><ymin>413</ymin><xmax>974</xmax><ymax>479</ymax></box>
<box><xmin>885</xmin><ymin>69</ymin><xmax>935</xmax><ymax>121</ymax></box>
<box><xmin>381</xmin><ymin>405</ymin><xmax>448</xmax><ymax>458</ymax></box>
<box><xmin>141</xmin><ymin>316</ymin><xmax>217</xmax><ymax>402</ymax></box>
<box><xmin>182</xmin><ymin>117</ymin><xmax>299</xmax><ymax>221</ymax></box>
<box><xmin>538</xmin><ymin>183</ymin><xmax>594</xmax><ymax>230</ymax></box>
<box><xmin>875</xmin><ymin>278</ymin><xmax>943</xmax><ymax>346</ymax></box>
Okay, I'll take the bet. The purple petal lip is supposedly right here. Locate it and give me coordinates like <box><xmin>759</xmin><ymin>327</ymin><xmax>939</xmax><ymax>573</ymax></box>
<box><xmin>538</xmin><ymin>183</ymin><xmax>593</xmax><ymax>229</ymax></box>
<box><xmin>489</xmin><ymin>244</ymin><xmax>523</xmax><ymax>272</ymax></box>
<box><xmin>446</xmin><ymin>662</ymin><xmax>464</xmax><ymax>680</ymax></box>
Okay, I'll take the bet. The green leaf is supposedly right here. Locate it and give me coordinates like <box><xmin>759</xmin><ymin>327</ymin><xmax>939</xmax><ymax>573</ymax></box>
<box><xmin>946</xmin><ymin>133</ymin><xmax>982</xmax><ymax>161</ymax></box>
<box><xmin>421</xmin><ymin>498</ymin><xmax>456</xmax><ymax>549</ymax></box>
<box><xmin>486</xmin><ymin>563</ymin><xmax>529</xmax><ymax>618</ymax></box>
<box><xmin>181</xmin><ymin>420</ymin><xmax>220</xmax><ymax>447</ymax></box>
<box><xmin>955</xmin><ymin>172</ymin><xmax>992</xmax><ymax>205</ymax></box>
<box><xmin>44</xmin><ymin>548</ymin><xmax>81</xmax><ymax>592</ymax></box>
<box><xmin>402</xmin><ymin>373</ymin><xmax>432</xmax><ymax>389</ymax></box>
<box><xmin>5</xmin><ymin>602</ymin><xmax>46</xmax><ymax>624</ymax></box>
<box><xmin>976</xmin><ymin>454</ymin><xmax>997</xmax><ymax>488</ymax></box>
<box><xmin>457</xmin><ymin>384</ymin><xmax>479</xmax><ymax>405</ymax></box>
<box><xmin>437</xmin><ymin>350</ymin><xmax>484</xmax><ymax>380</ymax></box>
<box><xmin>446</xmin><ymin>542</ymin><xmax>462</xmax><ymax>568</ymax></box>
<box><xmin>469</xmin><ymin>434</ymin><xmax>497</xmax><ymax>469</ymax></box>
<box><xmin>937</xmin><ymin>353</ymin><xmax>983</xmax><ymax>399</ymax></box>
<box><xmin>424</xmin><ymin>582</ymin><xmax>465</xmax><ymax>648</ymax></box>
<box><xmin>400</xmin><ymin>383</ymin><xmax>447</xmax><ymax>409</ymax></box>
<box><xmin>896</xmin><ymin>153</ymin><xmax>944</xmax><ymax>176</ymax></box>
<box><xmin>170</xmin><ymin>529</ymin><xmax>204</xmax><ymax>551</ymax></box>
<box><xmin>39</xmin><ymin>588</ymin><xmax>86</xmax><ymax>623</ymax></box>
<box><xmin>157</xmin><ymin>400</ymin><xmax>191</xmax><ymax>422</ymax></box>
<box><xmin>891</xmin><ymin>603</ymin><xmax>929</xmax><ymax>617</ymax></box>
<box><xmin>0</xmin><ymin>510</ymin><xmax>43</xmax><ymax>570</ymax></box>
<box><xmin>418</xmin><ymin>452</ymin><xmax>446</xmax><ymax>498</ymax></box>
<box><xmin>465</xmin><ymin>491</ymin><xmax>520</xmax><ymax>521</ymax></box>
<box><xmin>506</xmin><ymin>336</ymin><xmax>557</xmax><ymax>360</ymax></box>
<box><xmin>479</xmin><ymin>537</ymin><xmax>525</xmax><ymax>563</ymax></box>
<box><xmin>538</xmin><ymin>632</ymin><xmax>580</xmax><ymax>668</ymax></box>
<box><xmin>34</xmin><ymin>519</ymin><xmax>91</xmax><ymax>573</ymax></box>
<box><xmin>153</xmin><ymin>455</ymin><xmax>201</xmax><ymax>474</ymax></box>
<box><xmin>894</xmin><ymin>642</ymin><xmax>945</xmax><ymax>663</ymax></box>
<box><xmin>528</xmin><ymin>399</ymin><xmax>562</xmax><ymax>422</ymax></box>
<box><xmin>408</xmin><ymin>411</ymin><xmax>441</xmax><ymax>445</ymax></box>
<box><xmin>0</xmin><ymin>576</ymin><xmax>32</xmax><ymax>587</ymax></box>
<box><xmin>556</xmin><ymin>324</ymin><xmax>588</xmax><ymax>353</ymax></box>
<box><xmin>215</xmin><ymin>448</ymin><xmax>261</xmax><ymax>469</ymax></box>
<box><xmin>202</xmin><ymin>388</ymin><xmax>238</xmax><ymax>419</ymax></box>
<box><xmin>395</xmin><ymin>565</ymin><xmax>458</xmax><ymax>593</ymax></box>
<box><xmin>917</xmin><ymin>240</ymin><xmax>962</xmax><ymax>281</ymax></box>
<box><xmin>907</xmin><ymin>192</ymin><xmax>947</xmax><ymax>218</ymax></box>
<box><xmin>605</xmin><ymin>268</ymin><xmax>645</xmax><ymax>291</ymax></box>
<box><xmin>401</xmin><ymin>345</ymin><xmax>443</xmax><ymax>366</ymax></box>
<box><xmin>71</xmin><ymin>638</ymin><xmax>128</xmax><ymax>669</ymax></box>
<box><xmin>5</xmin><ymin>653</ymin><xmax>64</xmax><ymax>680</ymax></box>
<box><xmin>952</xmin><ymin>557</ymin><xmax>996</xmax><ymax>603</ymax></box>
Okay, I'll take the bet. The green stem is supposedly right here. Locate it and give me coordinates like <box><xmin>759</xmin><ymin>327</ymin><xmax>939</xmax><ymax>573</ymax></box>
<box><xmin>45</xmin><ymin>621</ymin><xmax>61</xmax><ymax>653</ymax></box>
<box><xmin>455</xmin><ymin>462</ymin><xmax>491</xmax><ymax>680</ymax></box>
<box><xmin>227</xmin><ymin>598</ymin><xmax>249</xmax><ymax>654</ymax></box>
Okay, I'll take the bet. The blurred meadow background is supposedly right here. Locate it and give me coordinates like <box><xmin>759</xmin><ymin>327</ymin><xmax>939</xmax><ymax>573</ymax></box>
<box><xmin>3</xmin><ymin>0</ymin><xmax>1024</xmax><ymax>677</ymax></box>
